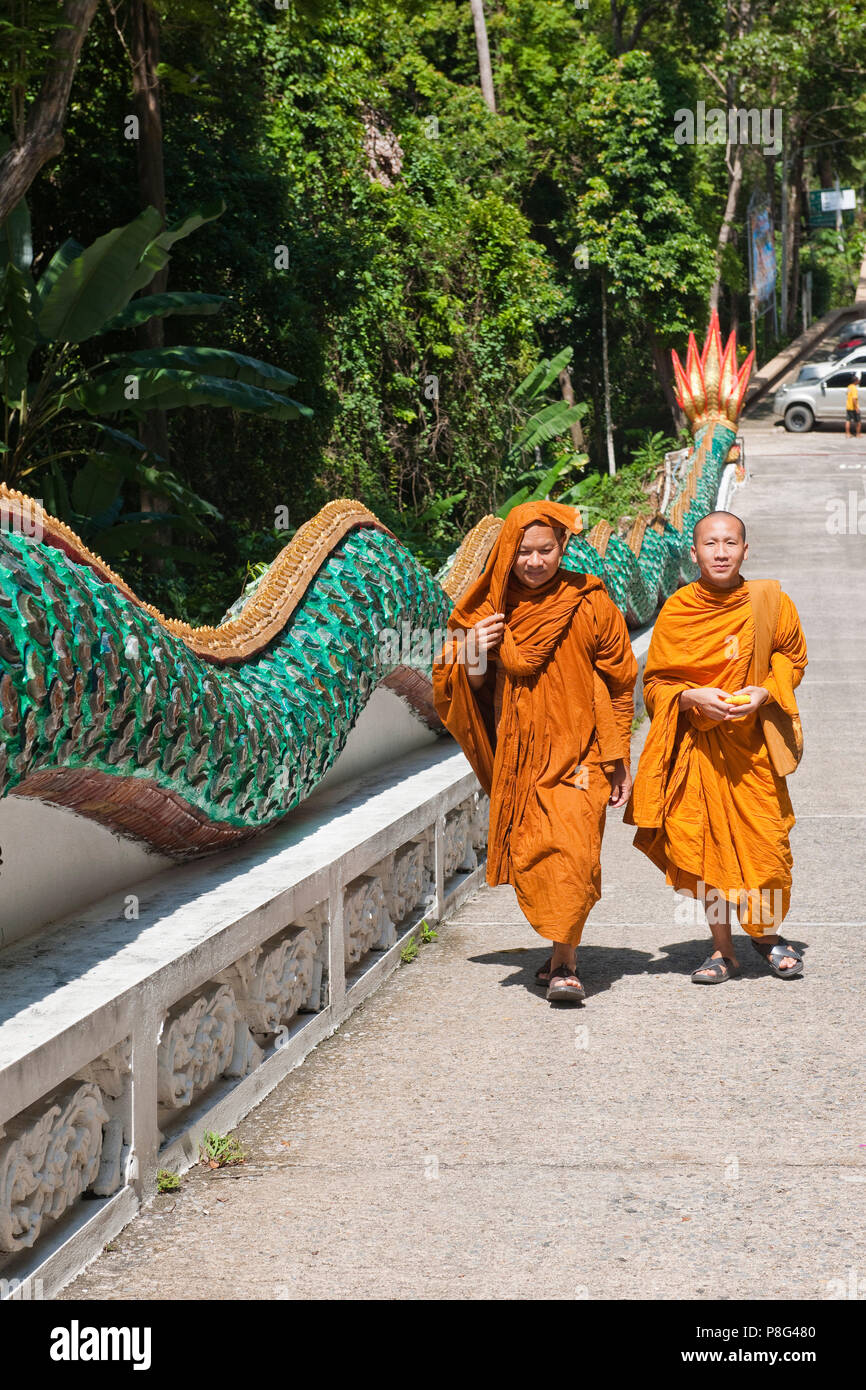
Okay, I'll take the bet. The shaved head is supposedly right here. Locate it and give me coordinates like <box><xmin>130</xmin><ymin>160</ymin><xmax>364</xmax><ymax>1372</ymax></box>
<box><xmin>690</xmin><ymin>508</ymin><xmax>748</xmax><ymax>589</ymax></box>
<box><xmin>692</xmin><ymin>510</ymin><xmax>746</xmax><ymax>544</ymax></box>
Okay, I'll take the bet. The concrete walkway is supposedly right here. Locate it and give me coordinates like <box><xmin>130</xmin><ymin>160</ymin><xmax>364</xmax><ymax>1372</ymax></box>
<box><xmin>61</xmin><ymin>414</ymin><xmax>865</xmax><ymax>1301</ymax></box>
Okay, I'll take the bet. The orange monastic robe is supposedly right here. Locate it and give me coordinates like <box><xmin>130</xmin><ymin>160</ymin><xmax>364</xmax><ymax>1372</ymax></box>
<box><xmin>432</xmin><ymin>501</ymin><xmax>637</xmax><ymax>947</ymax></box>
<box><xmin>625</xmin><ymin>576</ymin><xmax>808</xmax><ymax>934</ymax></box>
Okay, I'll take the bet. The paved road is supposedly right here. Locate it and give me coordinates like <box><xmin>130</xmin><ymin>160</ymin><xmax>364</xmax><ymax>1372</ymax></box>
<box><xmin>61</xmin><ymin>414</ymin><xmax>865</xmax><ymax>1301</ymax></box>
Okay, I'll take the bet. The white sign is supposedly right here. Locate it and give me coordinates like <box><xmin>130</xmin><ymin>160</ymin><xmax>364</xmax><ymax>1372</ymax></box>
<box><xmin>820</xmin><ymin>188</ymin><xmax>856</xmax><ymax>212</ymax></box>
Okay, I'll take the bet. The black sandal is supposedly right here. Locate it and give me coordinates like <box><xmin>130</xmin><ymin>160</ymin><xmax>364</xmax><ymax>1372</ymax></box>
<box><xmin>546</xmin><ymin>963</ymin><xmax>585</xmax><ymax>1002</ymax></box>
<box><xmin>691</xmin><ymin>955</ymin><xmax>742</xmax><ymax>984</ymax></box>
<box><xmin>751</xmin><ymin>938</ymin><xmax>804</xmax><ymax>978</ymax></box>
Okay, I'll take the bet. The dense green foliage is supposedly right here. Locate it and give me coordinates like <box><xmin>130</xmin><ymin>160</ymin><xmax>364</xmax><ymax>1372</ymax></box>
<box><xmin>2</xmin><ymin>0</ymin><xmax>865</xmax><ymax>621</ymax></box>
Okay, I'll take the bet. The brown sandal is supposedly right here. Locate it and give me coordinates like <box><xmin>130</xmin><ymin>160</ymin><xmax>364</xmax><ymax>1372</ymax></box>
<box><xmin>546</xmin><ymin>963</ymin><xmax>585</xmax><ymax>1002</ymax></box>
<box><xmin>535</xmin><ymin>956</ymin><xmax>553</xmax><ymax>984</ymax></box>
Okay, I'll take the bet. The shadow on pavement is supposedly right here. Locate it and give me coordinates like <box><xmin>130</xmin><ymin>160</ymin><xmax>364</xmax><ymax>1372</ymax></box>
<box><xmin>469</xmin><ymin>936</ymin><xmax>809</xmax><ymax>996</ymax></box>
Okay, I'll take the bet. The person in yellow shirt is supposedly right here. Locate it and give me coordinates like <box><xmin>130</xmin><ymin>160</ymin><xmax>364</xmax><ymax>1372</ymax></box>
<box><xmin>845</xmin><ymin>374</ymin><xmax>861</xmax><ymax>439</ymax></box>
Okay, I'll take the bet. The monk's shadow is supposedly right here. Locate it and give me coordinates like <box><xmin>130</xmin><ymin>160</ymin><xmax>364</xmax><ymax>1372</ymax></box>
<box><xmin>469</xmin><ymin>945</ymin><xmax>655</xmax><ymax>999</ymax></box>
<box><xmin>470</xmin><ymin>937</ymin><xmax>809</xmax><ymax>995</ymax></box>
<box><xmin>645</xmin><ymin>937</ymin><xmax>809</xmax><ymax>980</ymax></box>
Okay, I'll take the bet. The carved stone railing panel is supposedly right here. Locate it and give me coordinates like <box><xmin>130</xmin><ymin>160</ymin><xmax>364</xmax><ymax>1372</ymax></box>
<box><xmin>443</xmin><ymin>799</ymin><xmax>477</xmax><ymax>877</ymax></box>
<box><xmin>368</xmin><ymin>837</ymin><xmax>434</xmax><ymax>928</ymax></box>
<box><xmin>72</xmin><ymin>1040</ymin><xmax>131</xmax><ymax>1197</ymax></box>
<box><xmin>344</xmin><ymin>874</ymin><xmax>394</xmax><ymax>968</ymax></box>
<box><xmin>0</xmin><ymin>1081</ymin><xmax>109</xmax><ymax>1253</ymax></box>
<box><xmin>295</xmin><ymin>903</ymin><xmax>330</xmax><ymax>1013</ymax></box>
<box><xmin>391</xmin><ymin>840</ymin><xmax>434</xmax><ymax>921</ymax></box>
<box><xmin>157</xmin><ymin>906</ymin><xmax>330</xmax><ymax>1120</ymax></box>
<box><xmin>157</xmin><ymin>984</ymin><xmax>263</xmax><ymax>1116</ymax></box>
<box><xmin>216</xmin><ymin>905</ymin><xmax>328</xmax><ymax>1044</ymax></box>
<box><xmin>469</xmin><ymin>791</ymin><xmax>490</xmax><ymax>850</ymax></box>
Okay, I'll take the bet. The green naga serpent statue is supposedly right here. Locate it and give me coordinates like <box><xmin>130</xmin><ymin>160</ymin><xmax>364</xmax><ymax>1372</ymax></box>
<box><xmin>0</xmin><ymin>312</ymin><xmax>752</xmax><ymax>858</ymax></box>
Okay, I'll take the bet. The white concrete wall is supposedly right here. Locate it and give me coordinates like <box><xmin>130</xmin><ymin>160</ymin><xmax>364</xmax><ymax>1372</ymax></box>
<box><xmin>0</xmin><ymin>798</ymin><xmax>171</xmax><ymax>949</ymax></box>
<box><xmin>312</xmin><ymin>685</ymin><xmax>439</xmax><ymax>795</ymax></box>
<box><xmin>0</xmin><ymin>686</ymin><xmax>438</xmax><ymax>948</ymax></box>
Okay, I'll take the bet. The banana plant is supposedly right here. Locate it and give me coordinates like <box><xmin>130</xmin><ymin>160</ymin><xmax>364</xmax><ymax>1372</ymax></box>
<box><xmin>0</xmin><ymin>190</ymin><xmax>312</xmax><ymax>555</ymax></box>
<box><xmin>496</xmin><ymin>346</ymin><xmax>589</xmax><ymax>515</ymax></box>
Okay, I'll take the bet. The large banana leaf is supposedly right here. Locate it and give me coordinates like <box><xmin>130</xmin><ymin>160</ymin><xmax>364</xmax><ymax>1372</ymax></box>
<box><xmin>512</xmin><ymin>400</ymin><xmax>587</xmax><ymax>453</ymax></box>
<box><xmin>88</xmin><ymin>448</ymin><xmax>221</xmax><ymax>529</ymax></box>
<box><xmin>510</xmin><ymin>347</ymin><xmax>573</xmax><ymax>404</ymax></box>
<box><xmin>107</xmin><ymin>345</ymin><xmax>299</xmax><ymax>392</ymax></box>
<box><xmin>496</xmin><ymin>453</ymin><xmax>587</xmax><ymax>517</ymax></box>
<box><xmin>70</xmin><ymin>455</ymin><xmax>125</xmax><ymax>520</ymax></box>
<box><xmin>66</xmin><ymin>367</ymin><xmax>313</xmax><ymax>420</ymax></box>
<box><xmin>0</xmin><ymin>200</ymin><xmax>32</xmax><ymax>275</ymax></box>
<box><xmin>89</xmin><ymin>420</ymin><xmax>166</xmax><ymax>463</ymax></box>
<box><xmin>33</xmin><ymin>238</ymin><xmax>85</xmax><ymax>308</ymax></box>
<box><xmin>529</xmin><ymin>346</ymin><xmax>575</xmax><ymax>399</ymax></box>
<box><xmin>125</xmin><ymin>200</ymin><xmax>226</xmax><ymax>298</ymax></box>
<box><xmin>44</xmin><ymin>456</ymin><xmax>214</xmax><ymax>557</ymax></box>
<box><xmin>102</xmin><ymin>292</ymin><xmax>227</xmax><ymax>333</ymax></box>
<box><xmin>37</xmin><ymin>207</ymin><xmax>164</xmax><ymax>342</ymax></box>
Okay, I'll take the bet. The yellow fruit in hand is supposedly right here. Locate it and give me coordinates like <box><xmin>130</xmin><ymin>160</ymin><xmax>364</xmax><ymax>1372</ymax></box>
<box><xmin>722</xmin><ymin>693</ymin><xmax>751</xmax><ymax>705</ymax></box>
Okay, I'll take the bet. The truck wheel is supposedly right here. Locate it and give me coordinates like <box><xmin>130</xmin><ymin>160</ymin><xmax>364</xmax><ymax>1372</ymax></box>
<box><xmin>784</xmin><ymin>404</ymin><xmax>814</xmax><ymax>432</ymax></box>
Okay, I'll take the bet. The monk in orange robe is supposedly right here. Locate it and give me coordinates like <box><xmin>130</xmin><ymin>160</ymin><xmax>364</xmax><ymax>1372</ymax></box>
<box><xmin>432</xmin><ymin>500</ymin><xmax>637</xmax><ymax>1001</ymax></box>
<box><xmin>625</xmin><ymin>511</ymin><xmax>808</xmax><ymax>982</ymax></box>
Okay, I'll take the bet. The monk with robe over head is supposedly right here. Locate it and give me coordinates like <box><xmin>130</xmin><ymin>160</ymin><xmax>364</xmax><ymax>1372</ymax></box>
<box><xmin>432</xmin><ymin>500</ymin><xmax>637</xmax><ymax>1001</ymax></box>
<box><xmin>625</xmin><ymin>511</ymin><xmax>808</xmax><ymax>982</ymax></box>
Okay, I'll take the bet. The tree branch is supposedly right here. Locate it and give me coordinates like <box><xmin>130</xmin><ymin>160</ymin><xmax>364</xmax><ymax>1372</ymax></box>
<box><xmin>0</xmin><ymin>0</ymin><xmax>100</xmax><ymax>225</ymax></box>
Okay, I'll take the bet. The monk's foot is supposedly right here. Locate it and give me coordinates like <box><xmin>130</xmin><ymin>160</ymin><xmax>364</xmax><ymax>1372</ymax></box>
<box><xmin>693</xmin><ymin>949</ymin><xmax>740</xmax><ymax>979</ymax></box>
<box><xmin>536</xmin><ymin>952</ymin><xmax>579</xmax><ymax>984</ymax></box>
<box><xmin>546</xmin><ymin>962</ymin><xmax>585</xmax><ymax>1001</ymax></box>
<box><xmin>752</xmin><ymin>936</ymin><xmax>800</xmax><ymax>973</ymax></box>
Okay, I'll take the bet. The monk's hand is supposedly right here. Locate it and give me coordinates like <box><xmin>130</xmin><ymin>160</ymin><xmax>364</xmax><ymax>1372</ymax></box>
<box><xmin>723</xmin><ymin>685</ymin><xmax>769</xmax><ymax>718</ymax></box>
<box><xmin>679</xmin><ymin>687</ymin><xmax>733</xmax><ymax>722</ymax></box>
<box><xmin>466</xmin><ymin>612</ymin><xmax>506</xmax><ymax>673</ymax></box>
<box><xmin>606</xmin><ymin>759</ymin><xmax>632</xmax><ymax>808</ymax></box>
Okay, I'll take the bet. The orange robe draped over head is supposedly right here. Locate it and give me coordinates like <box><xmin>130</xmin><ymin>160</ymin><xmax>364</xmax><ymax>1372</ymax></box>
<box><xmin>432</xmin><ymin>500</ymin><xmax>637</xmax><ymax>947</ymax></box>
<box><xmin>624</xmin><ymin>576</ymin><xmax>808</xmax><ymax>936</ymax></box>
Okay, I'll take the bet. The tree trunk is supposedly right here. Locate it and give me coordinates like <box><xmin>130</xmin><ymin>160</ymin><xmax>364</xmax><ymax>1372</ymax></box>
<box><xmin>601</xmin><ymin>271</ymin><xmax>616</xmax><ymax>476</ymax></box>
<box><xmin>469</xmin><ymin>1</ymin><xmax>496</xmax><ymax>113</ymax></box>
<box><xmin>817</xmin><ymin>148</ymin><xmax>834</xmax><ymax>189</ymax></box>
<box><xmin>783</xmin><ymin>128</ymin><xmax>806</xmax><ymax>339</ymax></box>
<box><xmin>610</xmin><ymin>1</ymin><xmax>624</xmax><ymax>54</ymax></box>
<box><xmin>709</xmin><ymin>142</ymin><xmax>745</xmax><ymax>314</ymax></box>
<box><xmin>648</xmin><ymin>328</ymin><xmax>685</xmax><ymax>433</ymax></box>
<box><xmin>558</xmin><ymin>367</ymin><xmax>585</xmax><ymax>451</ymax></box>
<box><xmin>0</xmin><ymin>0</ymin><xmax>100</xmax><ymax>224</ymax></box>
<box><xmin>128</xmin><ymin>0</ymin><xmax>171</xmax><ymax>560</ymax></box>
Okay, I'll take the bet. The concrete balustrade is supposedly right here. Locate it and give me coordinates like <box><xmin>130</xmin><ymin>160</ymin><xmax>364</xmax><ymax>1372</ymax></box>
<box><xmin>0</xmin><ymin>741</ymin><xmax>488</xmax><ymax>1298</ymax></box>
